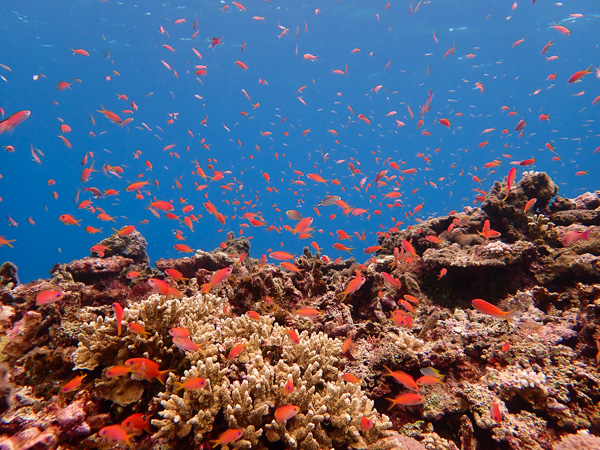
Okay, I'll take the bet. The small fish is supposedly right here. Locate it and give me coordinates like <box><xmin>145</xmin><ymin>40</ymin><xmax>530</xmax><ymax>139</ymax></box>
<box><xmin>471</xmin><ymin>299</ymin><xmax>514</xmax><ymax>323</ymax></box>
<box><xmin>420</xmin><ymin>367</ymin><xmax>444</xmax><ymax>379</ymax></box>
<box><xmin>227</xmin><ymin>342</ymin><xmax>248</xmax><ymax>359</ymax></box>
<box><xmin>314</xmin><ymin>195</ymin><xmax>341</xmax><ymax>207</ymax></box>
<box><xmin>128</xmin><ymin>322</ymin><xmax>151</xmax><ymax>338</ymax></box>
<box><xmin>561</xmin><ymin>228</ymin><xmax>591</xmax><ymax>246</ymax></box>
<box><xmin>286</xmin><ymin>328</ymin><xmax>300</xmax><ymax>344</ymax></box>
<box><xmin>61</xmin><ymin>374</ymin><xmax>87</xmax><ymax>393</ymax></box>
<box><xmin>201</xmin><ymin>267</ymin><xmax>232</xmax><ymax>293</ymax></box>
<box><xmin>416</xmin><ymin>375</ymin><xmax>445</xmax><ymax>386</ymax></box>
<box><xmin>148</xmin><ymin>278</ymin><xmax>182</xmax><ymax>298</ymax></box>
<box><xmin>274</xmin><ymin>405</ymin><xmax>300</xmax><ymax>421</ymax></box>
<box><xmin>294</xmin><ymin>307</ymin><xmax>320</xmax><ymax>318</ymax></box>
<box><xmin>503</xmin><ymin>167</ymin><xmax>517</xmax><ymax>201</ymax></box>
<box><xmin>173</xmin><ymin>336</ymin><xmax>201</xmax><ymax>352</ymax></box>
<box><xmin>0</xmin><ymin>110</ymin><xmax>31</xmax><ymax>135</ymax></box>
<box><xmin>381</xmin><ymin>365</ymin><xmax>419</xmax><ymax>391</ymax></box>
<box><xmin>245</xmin><ymin>311</ymin><xmax>261</xmax><ymax>320</ymax></box>
<box><xmin>36</xmin><ymin>289</ymin><xmax>65</xmax><ymax>305</ymax></box>
<box><xmin>342</xmin><ymin>373</ymin><xmax>362</xmax><ymax>384</ymax></box>
<box><xmin>385</xmin><ymin>392</ymin><xmax>425</xmax><ymax>409</ymax></box>
<box><xmin>174</xmin><ymin>377</ymin><xmax>208</xmax><ymax>391</ymax></box>
<box><xmin>112</xmin><ymin>303</ymin><xmax>123</xmax><ymax>336</ymax></box>
<box><xmin>105</xmin><ymin>365</ymin><xmax>132</xmax><ymax>378</ymax></box>
<box><xmin>210</xmin><ymin>428</ymin><xmax>243</xmax><ymax>448</ymax></box>
<box><xmin>490</xmin><ymin>401</ymin><xmax>502</xmax><ymax>424</ymax></box>
<box><xmin>282</xmin><ymin>379</ymin><xmax>295</xmax><ymax>395</ymax></box>
<box><xmin>121</xmin><ymin>413</ymin><xmax>152</xmax><ymax>435</ymax></box>
<box><xmin>361</xmin><ymin>416</ymin><xmax>374</xmax><ymax>431</ymax></box>
<box><xmin>168</xmin><ymin>327</ymin><xmax>190</xmax><ymax>338</ymax></box>
<box><xmin>98</xmin><ymin>424</ymin><xmax>134</xmax><ymax>449</ymax></box>
<box><xmin>338</xmin><ymin>272</ymin><xmax>366</xmax><ymax>301</ymax></box>
<box><xmin>125</xmin><ymin>358</ymin><xmax>172</xmax><ymax>384</ymax></box>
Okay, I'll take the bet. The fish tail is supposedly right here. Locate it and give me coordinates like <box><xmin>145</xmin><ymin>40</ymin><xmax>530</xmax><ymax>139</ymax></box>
<box><xmin>201</xmin><ymin>283</ymin><xmax>210</xmax><ymax>293</ymax></box>
<box><xmin>157</xmin><ymin>369</ymin><xmax>172</xmax><ymax>385</ymax></box>
<box><xmin>503</xmin><ymin>310</ymin><xmax>516</xmax><ymax>324</ymax></box>
<box><xmin>173</xmin><ymin>381</ymin><xmax>184</xmax><ymax>392</ymax></box>
<box><xmin>385</xmin><ymin>398</ymin><xmax>397</xmax><ymax>410</ymax></box>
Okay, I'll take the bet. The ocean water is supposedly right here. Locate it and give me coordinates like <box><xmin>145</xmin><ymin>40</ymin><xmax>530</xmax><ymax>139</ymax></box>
<box><xmin>0</xmin><ymin>0</ymin><xmax>598</xmax><ymax>283</ymax></box>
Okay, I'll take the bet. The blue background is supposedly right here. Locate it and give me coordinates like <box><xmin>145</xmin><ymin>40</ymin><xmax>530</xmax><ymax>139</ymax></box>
<box><xmin>1</xmin><ymin>0</ymin><xmax>599</xmax><ymax>282</ymax></box>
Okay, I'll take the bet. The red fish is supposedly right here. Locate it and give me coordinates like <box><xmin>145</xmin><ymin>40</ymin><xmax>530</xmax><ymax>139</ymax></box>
<box><xmin>210</xmin><ymin>36</ymin><xmax>223</xmax><ymax>48</ymax></box>
<box><xmin>502</xmin><ymin>167</ymin><xmax>517</xmax><ymax>201</ymax></box>
<box><xmin>0</xmin><ymin>110</ymin><xmax>30</xmax><ymax>135</ymax></box>
<box><xmin>568</xmin><ymin>67</ymin><xmax>592</xmax><ymax>84</ymax></box>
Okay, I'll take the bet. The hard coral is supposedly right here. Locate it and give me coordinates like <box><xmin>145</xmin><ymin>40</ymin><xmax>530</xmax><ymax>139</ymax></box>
<box><xmin>74</xmin><ymin>291</ymin><xmax>394</xmax><ymax>449</ymax></box>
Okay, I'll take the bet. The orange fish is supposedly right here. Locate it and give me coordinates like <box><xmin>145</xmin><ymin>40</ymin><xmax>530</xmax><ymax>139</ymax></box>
<box><xmin>99</xmin><ymin>424</ymin><xmax>134</xmax><ymax>449</ymax></box>
<box><xmin>338</xmin><ymin>272</ymin><xmax>366</xmax><ymax>301</ymax></box>
<box><xmin>503</xmin><ymin>167</ymin><xmax>517</xmax><ymax>201</ymax></box>
<box><xmin>227</xmin><ymin>342</ymin><xmax>248</xmax><ymax>359</ymax></box>
<box><xmin>471</xmin><ymin>299</ymin><xmax>514</xmax><ymax>323</ymax></box>
<box><xmin>201</xmin><ymin>267</ymin><xmax>232</xmax><ymax>293</ymax></box>
<box><xmin>286</xmin><ymin>328</ymin><xmax>300</xmax><ymax>344</ymax></box>
<box><xmin>121</xmin><ymin>413</ymin><xmax>152</xmax><ymax>435</ymax></box>
<box><xmin>274</xmin><ymin>405</ymin><xmax>300</xmax><ymax>421</ymax></box>
<box><xmin>148</xmin><ymin>278</ymin><xmax>182</xmax><ymax>298</ymax></box>
<box><xmin>282</xmin><ymin>379</ymin><xmax>295</xmax><ymax>395</ymax></box>
<box><xmin>125</xmin><ymin>358</ymin><xmax>171</xmax><ymax>384</ymax></box>
<box><xmin>174</xmin><ymin>377</ymin><xmax>208</xmax><ymax>391</ymax></box>
<box><xmin>61</xmin><ymin>374</ymin><xmax>87</xmax><ymax>393</ymax></box>
<box><xmin>381</xmin><ymin>365</ymin><xmax>419</xmax><ymax>391</ymax></box>
<box><xmin>490</xmin><ymin>401</ymin><xmax>502</xmax><ymax>424</ymax></box>
<box><xmin>210</xmin><ymin>429</ymin><xmax>243</xmax><ymax>448</ymax></box>
<box><xmin>127</xmin><ymin>323</ymin><xmax>151</xmax><ymax>338</ymax></box>
<box><xmin>105</xmin><ymin>365</ymin><xmax>132</xmax><ymax>378</ymax></box>
<box><xmin>361</xmin><ymin>416</ymin><xmax>374</xmax><ymax>431</ymax></box>
<box><xmin>385</xmin><ymin>392</ymin><xmax>425</xmax><ymax>409</ymax></box>
<box><xmin>478</xmin><ymin>220</ymin><xmax>501</xmax><ymax>240</ymax></box>
<box><xmin>59</xmin><ymin>214</ymin><xmax>81</xmax><ymax>226</ymax></box>
<box><xmin>112</xmin><ymin>302</ymin><xmax>123</xmax><ymax>336</ymax></box>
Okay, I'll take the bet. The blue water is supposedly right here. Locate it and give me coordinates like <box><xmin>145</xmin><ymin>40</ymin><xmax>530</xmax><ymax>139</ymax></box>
<box><xmin>1</xmin><ymin>0</ymin><xmax>599</xmax><ymax>283</ymax></box>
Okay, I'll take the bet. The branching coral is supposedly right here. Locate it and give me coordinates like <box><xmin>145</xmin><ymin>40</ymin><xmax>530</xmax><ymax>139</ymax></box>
<box><xmin>74</xmin><ymin>292</ymin><xmax>395</xmax><ymax>449</ymax></box>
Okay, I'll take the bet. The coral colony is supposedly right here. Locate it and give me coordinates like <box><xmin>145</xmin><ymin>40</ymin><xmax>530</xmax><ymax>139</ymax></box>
<box><xmin>0</xmin><ymin>171</ymin><xmax>599</xmax><ymax>449</ymax></box>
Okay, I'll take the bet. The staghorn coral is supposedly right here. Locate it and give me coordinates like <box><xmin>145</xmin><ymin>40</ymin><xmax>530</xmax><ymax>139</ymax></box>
<box><xmin>75</xmin><ymin>292</ymin><xmax>395</xmax><ymax>449</ymax></box>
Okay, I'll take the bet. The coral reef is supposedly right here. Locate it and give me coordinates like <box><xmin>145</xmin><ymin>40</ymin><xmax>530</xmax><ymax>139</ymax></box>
<box><xmin>0</xmin><ymin>172</ymin><xmax>600</xmax><ymax>449</ymax></box>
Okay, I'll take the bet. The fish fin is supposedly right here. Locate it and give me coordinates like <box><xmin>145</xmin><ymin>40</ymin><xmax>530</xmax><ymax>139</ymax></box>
<box><xmin>503</xmin><ymin>310</ymin><xmax>517</xmax><ymax>324</ymax></box>
<box><xmin>157</xmin><ymin>370</ymin><xmax>172</xmax><ymax>385</ymax></box>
